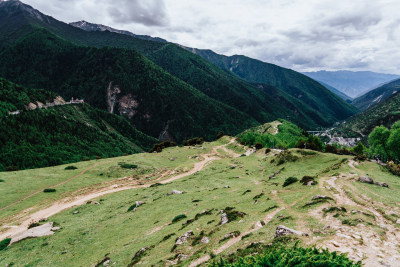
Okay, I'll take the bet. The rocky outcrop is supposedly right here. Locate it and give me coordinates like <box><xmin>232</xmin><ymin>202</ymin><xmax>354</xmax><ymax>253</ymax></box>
<box><xmin>220</xmin><ymin>212</ymin><xmax>229</xmax><ymax>225</ymax></box>
<box><xmin>201</xmin><ymin>237</ymin><xmax>210</xmax><ymax>244</ymax></box>
<box><xmin>167</xmin><ymin>190</ymin><xmax>183</xmax><ymax>196</ymax></box>
<box><xmin>10</xmin><ymin>222</ymin><xmax>60</xmax><ymax>244</ymax></box>
<box><xmin>175</xmin><ymin>231</ymin><xmax>193</xmax><ymax>245</ymax></box>
<box><xmin>358</xmin><ymin>176</ymin><xmax>374</xmax><ymax>184</ymax></box>
<box><xmin>107</xmin><ymin>82</ymin><xmax>121</xmax><ymax>114</ymax></box>
<box><xmin>357</xmin><ymin>176</ymin><xmax>389</xmax><ymax>187</ymax></box>
<box><xmin>274</xmin><ymin>225</ymin><xmax>308</xmax><ymax>238</ymax></box>
<box><xmin>312</xmin><ymin>195</ymin><xmax>333</xmax><ymax>201</ymax></box>
<box><xmin>119</xmin><ymin>94</ymin><xmax>139</xmax><ymax>119</ymax></box>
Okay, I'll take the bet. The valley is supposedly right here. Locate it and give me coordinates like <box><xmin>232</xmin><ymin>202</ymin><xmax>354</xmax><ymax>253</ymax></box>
<box><xmin>1</xmin><ymin>0</ymin><xmax>400</xmax><ymax>266</ymax></box>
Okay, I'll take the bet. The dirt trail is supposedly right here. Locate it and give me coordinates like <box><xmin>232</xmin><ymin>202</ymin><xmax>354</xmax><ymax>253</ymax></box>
<box><xmin>312</xmin><ymin>173</ymin><xmax>400</xmax><ymax>266</ymax></box>
<box><xmin>0</xmin><ymin>140</ymin><xmax>238</xmax><ymax>241</ymax></box>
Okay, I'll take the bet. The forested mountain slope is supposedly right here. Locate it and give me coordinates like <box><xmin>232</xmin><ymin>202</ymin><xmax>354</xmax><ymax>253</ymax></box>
<box><xmin>352</xmin><ymin>78</ymin><xmax>400</xmax><ymax>111</ymax></box>
<box><xmin>0</xmin><ymin>0</ymin><xmax>358</xmax><ymax>130</ymax></box>
<box><xmin>0</xmin><ymin>78</ymin><xmax>157</xmax><ymax>171</ymax></box>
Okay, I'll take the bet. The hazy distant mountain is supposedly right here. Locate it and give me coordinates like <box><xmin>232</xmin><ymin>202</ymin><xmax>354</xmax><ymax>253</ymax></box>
<box><xmin>69</xmin><ymin>20</ymin><xmax>167</xmax><ymax>43</ymax></box>
<box><xmin>352</xmin><ymin>78</ymin><xmax>400</xmax><ymax>111</ymax></box>
<box><xmin>302</xmin><ymin>70</ymin><xmax>400</xmax><ymax>98</ymax></box>
<box><xmin>317</xmin><ymin>81</ymin><xmax>353</xmax><ymax>102</ymax></box>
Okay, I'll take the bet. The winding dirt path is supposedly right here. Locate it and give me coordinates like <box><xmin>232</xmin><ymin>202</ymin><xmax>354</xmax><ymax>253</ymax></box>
<box><xmin>313</xmin><ymin>173</ymin><xmax>400</xmax><ymax>266</ymax></box>
<box><xmin>0</xmin><ymin>140</ymin><xmax>237</xmax><ymax>241</ymax></box>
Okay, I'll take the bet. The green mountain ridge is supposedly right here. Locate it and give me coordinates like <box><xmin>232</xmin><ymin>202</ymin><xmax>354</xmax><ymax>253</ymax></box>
<box><xmin>352</xmin><ymin>78</ymin><xmax>400</xmax><ymax>111</ymax></box>
<box><xmin>0</xmin><ymin>0</ymin><xmax>358</xmax><ymax>133</ymax></box>
<box><xmin>189</xmin><ymin>49</ymin><xmax>358</xmax><ymax>124</ymax></box>
<box><xmin>334</xmin><ymin>90</ymin><xmax>400</xmax><ymax>137</ymax></box>
<box><xmin>0</xmin><ymin>78</ymin><xmax>157</xmax><ymax>171</ymax></box>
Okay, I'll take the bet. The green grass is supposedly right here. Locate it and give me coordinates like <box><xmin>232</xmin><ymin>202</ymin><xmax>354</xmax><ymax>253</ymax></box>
<box><xmin>0</xmin><ymin>141</ymin><xmax>364</xmax><ymax>266</ymax></box>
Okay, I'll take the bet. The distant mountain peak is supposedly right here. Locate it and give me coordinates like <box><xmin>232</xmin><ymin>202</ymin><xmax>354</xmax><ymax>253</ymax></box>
<box><xmin>69</xmin><ymin>20</ymin><xmax>167</xmax><ymax>43</ymax></box>
<box><xmin>0</xmin><ymin>0</ymin><xmax>49</xmax><ymax>22</ymax></box>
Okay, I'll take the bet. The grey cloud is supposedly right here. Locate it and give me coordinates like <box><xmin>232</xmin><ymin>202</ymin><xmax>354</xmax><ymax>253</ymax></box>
<box><xmin>325</xmin><ymin>12</ymin><xmax>381</xmax><ymax>31</ymax></box>
<box><xmin>234</xmin><ymin>39</ymin><xmax>262</xmax><ymax>48</ymax></box>
<box><xmin>107</xmin><ymin>0</ymin><xmax>169</xmax><ymax>26</ymax></box>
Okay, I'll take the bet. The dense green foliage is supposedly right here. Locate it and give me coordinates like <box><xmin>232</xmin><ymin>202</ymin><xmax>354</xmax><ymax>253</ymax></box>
<box><xmin>368</xmin><ymin>122</ymin><xmax>400</xmax><ymax>161</ymax></box>
<box><xmin>0</xmin><ymin>78</ymin><xmax>157</xmax><ymax>171</ymax></box>
<box><xmin>43</xmin><ymin>188</ymin><xmax>56</xmax><ymax>193</ymax></box>
<box><xmin>212</xmin><ymin>245</ymin><xmax>360</xmax><ymax>266</ymax></box>
<box><xmin>237</xmin><ymin>120</ymin><xmax>305</xmax><ymax>148</ymax></box>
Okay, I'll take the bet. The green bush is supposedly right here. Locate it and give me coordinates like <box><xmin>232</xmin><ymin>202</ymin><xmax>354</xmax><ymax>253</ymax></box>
<box><xmin>0</xmin><ymin>179</ymin><xmax>4</xmax><ymax>182</ymax></box>
<box><xmin>151</xmin><ymin>141</ymin><xmax>177</xmax><ymax>153</ymax></box>
<box><xmin>172</xmin><ymin>214</ymin><xmax>187</xmax><ymax>223</ymax></box>
<box><xmin>283</xmin><ymin>177</ymin><xmax>298</xmax><ymax>187</ymax></box>
<box><xmin>255</xmin><ymin>143</ymin><xmax>263</xmax><ymax>150</ymax></box>
<box><xmin>127</xmin><ymin>204</ymin><xmax>137</xmax><ymax>212</ymax></box>
<box><xmin>0</xmin><ymin>238</ymin><xmax>11</xmax><ymax>251</ymax></box>
<box><xmin>183</xmin><ymin>137</ymin><xmax>204</xmax><ymax>146</ymax></box>
<box><xmin>119</xmin><ymin>163</ymin><xmax>138</xmax><ymax>169</ymax></box>
<box><xmin>43</xmin><ymin>188</ymin><xmax>56</xmax><ymax>193</ymax></box>
<box><xmin>211</xmin><ymin>245</ymin><xmax>361</xmax><ymax>266</ymax></box>
<box><xmin>64</xmin><ymin>166</ymin><xmax>78</xmax><ymax>170</ymax></box>
<box><xmin>5</xmin><ymin>166</ymin><xmax>19</xmax><ymax>172</ymax></box>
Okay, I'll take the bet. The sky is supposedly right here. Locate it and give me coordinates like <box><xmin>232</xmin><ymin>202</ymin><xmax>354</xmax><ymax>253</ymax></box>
<box><xmin>21</xmin><ymin>0</ymin><xmax>400</xmax><ymax>74</ymax></box>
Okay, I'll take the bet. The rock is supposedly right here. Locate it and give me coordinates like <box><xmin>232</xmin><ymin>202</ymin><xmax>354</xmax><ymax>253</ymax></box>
<box><xmin>230</xmin><ymin>164</ymin><xmax>237</xmax><ymax>169</ymax></box>
<box><xmin>87</xmin><ymin>201</ymin><xmax>100</xmax><ymax>205</ymax></box>
<box><xmin>175</xmin><ymin>231</ymin><xmax>193</xmax><ymax>245</ymax></box>
<box><xmin>169</xmin><ymin>157</ymin><xmax>177</xmax><ymax>161</ymax></box>
<box><xmin>396</xmin><ymin>219</ymin><xmax>400</xmax><ymax>224</ymax></box>
<box><xmin>27</xmin><ymin>102</ymin><xmax>37</xmax><ymax>110</ymax></box>
<box><xmin>10</xmin><ymin>222</ymin><xmax>57</xmax><ymax>244</ymax></box>
<box><xmin>51</xmin><ymin>227</ymin><xmax>61</xmax><ymax>231</ymax></box>
<box><xmin>73</xmin><ymin>211</ymin><xmax>79</xmax><ymax>214</ymax></box>
<box><xmin>167</xmin><ymin>190</ymin><xmax>183</xmax><ymax>196</ymax></box>
<box><xmin>224</xmin><ymin>185</ymin><xmax>230</xmax><ymax>188</ymax></box>
<box><xmin>374</xmin><ymin>182</ymin><xmax>389</xmax><ymax>187</ymax></box>
<box><xmin>132</xmin><ymin>247</ymin><xmax>149</xmax><ymax>261</ymax></box>
<box><xmin>332</xmin><ymin>241</ymin><xmax>340</xmax><ymax>247</ymax></box>
<box><xmin>307</xmin><ymin>181</ymin><xmax>315</xmax><ymax>186</ymax></box>
<box><xmin>220</xmin><ymin>212</ymin><xmax>229</xmax><ymax>225</ymax></box>
<box><xmin>358</xmin><ymin>176</ymin><xmax>374</xmax><ymax>184</ymax></box>
<box><xmin>135</xmin><ymin>201</ymin><xmax>145</xmax><ymax>207</ymax></box>
<box><xmin>201</xmin><ymin>237</ymin><xmax>210</xmax><ymax>244</ymax></box>
<box><xmin>274</xmin><ymin>225</ymin><xmax>308</xmax><ymax>238</ymax></box>
<box><xmin>312</xmin><ymin>195</ymin><xmax>333</xmax><ymax>200</ymax></box>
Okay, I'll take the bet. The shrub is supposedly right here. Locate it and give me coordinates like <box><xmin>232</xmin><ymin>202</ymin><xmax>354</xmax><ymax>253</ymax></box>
<box><xmin>127</xmin><ymin>204</ymin><xmax>137</xmax><ymax>212</ymax></box>
<box><xmin>0</xmin><ymin>179</ymin><xmax>4</xmax><ymax>182</ymax></box>
<box><xmin>151</xmin><ymin>141</ymin><xmax>177</xmax><ymax>152</ymax></box>
<box><xmin>172</xmin><ymin>214</ymin><xmax>187</xmax><ymax>223</ymax></box>
<box><xmin>119</xmin><ymin>163</ymin><xmax>138</xmax><ymax>169</ymax></box>
<box><xmin>283</xmin><ymin>177</ymin><xmax>298</xmax><ymax>187</ymax></box>
<box><xmin>0</xmin><ymin>238</ymin><xmax>11</xmax><ymax>251</ymax></box>
<box><xmin>216</xmin><ymin>131</ymin><xmax>224</xmax><ymax>139</ymax></box>
<box><xmin>265</xmin><ymin>148</ymin><xmax>271</xmax><ymax>154</ymax></box>
<box><xmin>300</xmin><ymin>176</ymin><xmax>316</xmax><ymax>185</ymax></box>
<box><xmin>325</xmin><ymin>144</ymin><xmax>338</xmax><ymax>154</ymax></box>
<box><xmin>43</xmin><ymin>188</ymin><xmax>56</xmax><ymax>193</ymax></box>
<box><xmin>5</xmin><ymin>166</ymin><xmax>19</xmax><ymax>172</ymax></box>
<box><xmin>276</xmin><ymin>151</ymin><xmax>298</xmax><ymax>165</ymax></box>
<box><xmin>65</xmin><ymin>166</ymin><xmax>78</xmax><ymax>170</ymax></box>
<box><xmin>255</xmin><ymin>142</ymin><xmax>263</xmax><ymax>150</ymax></box>
<box><xmin>211</xmin><ymin>245</ymin><xmax>361</xmax><ymax>266</ymax></box>
<box><xmin>183</xmin><ymin>137</ymin><xmax>204</xmax><ymax>146</ymax></box>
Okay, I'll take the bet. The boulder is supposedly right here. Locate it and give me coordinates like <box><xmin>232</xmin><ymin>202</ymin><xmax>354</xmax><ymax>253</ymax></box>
<box><xmin>358</xmin><ymin>176</ymin><xmax>374</xmax><ymax>184</ymax></box>
<box><xmin>312</xmin><ymin>195</ymin><xmax>333</xmax><ymax>200</ymax></box>
<box><xmin>274</xmin><ymin>225</ymin><xmax>308</xmax><ymax>238</ymax></box>
<box><xmin>175</xmin><ymin>231</ymin><xmax>193</xmax><ymax>245</ymax></box>
<box><xmin>11</xmin><ymin>222</ymin><xmax>57</xmax><ymax>244</ymax></box>
<box><xmin>396</xmin><ymin>219</ymin><xmax>400</xmax><ymax>225</ymax></box>
<box><xmin>220</xmin><ymin>212</ymin><xmax>229</xmax><ymax>225</ymax></box>
<box><xmin>374</xmin><ymin>182</ymin><xmax>389</xmax><ymax>188</ymax></box>
<box><xmin>132</xmin><ymin>247</ymin><xmax>149</xmax><ymax>261</ymax></box>
<box><xmin>201</xmin><ymin>237</ymin><xmax>210</xmax><ymax>244</ymax></box>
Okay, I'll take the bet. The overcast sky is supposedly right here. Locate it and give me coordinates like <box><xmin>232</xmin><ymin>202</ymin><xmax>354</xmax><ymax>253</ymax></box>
<box><xmin>22</xmin><ymin>0</ymin><xmax>400</xmax><ymax>74</ymax></box>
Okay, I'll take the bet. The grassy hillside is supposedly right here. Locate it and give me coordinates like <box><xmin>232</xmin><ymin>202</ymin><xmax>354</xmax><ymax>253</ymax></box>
<box><xmin>237</xmin><ymin>119</ymin><xmax>305</xmax><ymax>148</ymax></box>
<box><xmin>1</xmin><ymin>137</ymin><xmax>399</xmax><ymax>266</ymax></box>
<box><xmin>191</xmin><ymin>49</ymin><xmax>358</xmax><ymax>125</ymax></box>
<box><xmin>0</xmin><ymin>29</ymin><xmax>257</xmax><ymax>141</ymax></box>
<box><xmin>0</xmin><ymin>78</ymin><xmax>157</xmax><ymax>171</ymax></box>
<box><xmin>334</xmin><ymin>91</ymin><xmax>400</xmax><ymax>138</ymax></box>
<box><xmin>353</xmin><ymin>78</ymin><xmax>400</xmax><ymax>111</ymax></box>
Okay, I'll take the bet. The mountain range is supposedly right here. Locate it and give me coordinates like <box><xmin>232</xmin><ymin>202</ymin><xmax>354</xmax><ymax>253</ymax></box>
<box><xmin>303</xmin><ymin>70</ymin><xmax>400</xmax><ymax>98</ymax></box>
